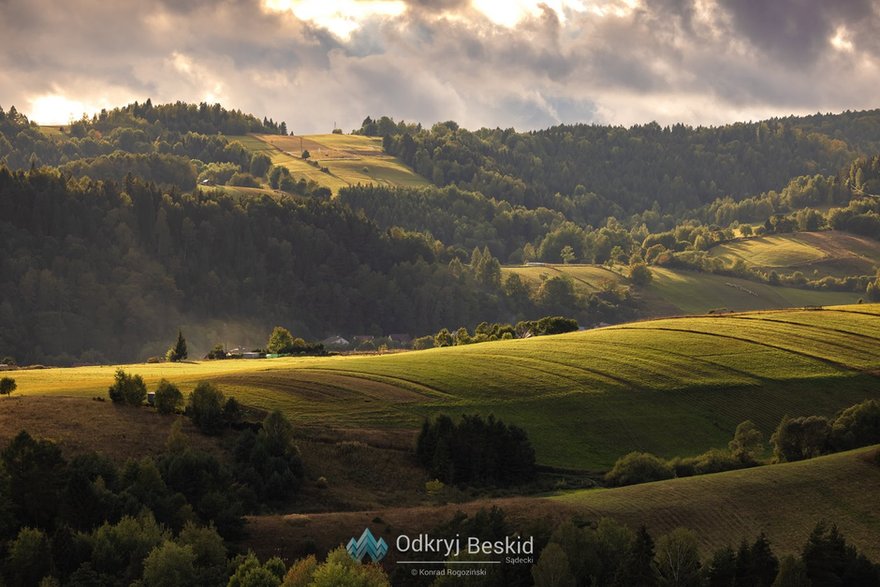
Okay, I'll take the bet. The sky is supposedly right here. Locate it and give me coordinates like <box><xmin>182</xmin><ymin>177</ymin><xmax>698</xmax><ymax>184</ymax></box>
<box><xmin>1</xmin><ymin>0</ymin><xmax>879</xmax><ymax>133</ymax></box>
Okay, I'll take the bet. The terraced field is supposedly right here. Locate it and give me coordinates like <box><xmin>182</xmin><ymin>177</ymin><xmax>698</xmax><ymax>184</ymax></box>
<box><xmin>503</xmin><ymin>263</ymin><xmax>859</xmax><ymax>315</ymax></box>
<box><xmin>708</xmin><ymin>231</ymin><xmax>880</xmax><ymax>278</ymax></box>
<box><xmin>13</xmin><ymin>305</ymin><xmax>880</xmax><ymax>470</ymax></box>
<box><xmin>231</xmin><ymin>133</ymin><xmax>429</xmax><ymax>194</ymax></box>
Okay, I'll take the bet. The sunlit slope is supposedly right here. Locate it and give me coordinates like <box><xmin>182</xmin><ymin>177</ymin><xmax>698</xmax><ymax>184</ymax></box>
<box><xmin>708</xmin><ymin>231</ymin><xmax>880</xmax><ymax>278</ymax></box>
<box><xmin>551</xmin><ymin>446</ymin><xmax>880</xmax><ymax>559</ymax></box>
<box><xmin>232</xmin><ymin>133</ymin><xmax>429</xmax><ymax>194</ymax></box>
<box><xmin>503</xmin><ymin>264</ymin><xmax>859</xmax><ymax>315</ymax></box>
<box><xmin>14</xmin><ymin>305</ymin><xmax>880</xmax><ymax>469</ymax></box>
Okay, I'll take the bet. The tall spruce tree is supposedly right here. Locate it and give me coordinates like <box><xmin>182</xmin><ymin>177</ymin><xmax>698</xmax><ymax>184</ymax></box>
<box><xmin>166</xmin><ymin>330</ymin><xmax>188</xmax><ymax>362</ymax></box>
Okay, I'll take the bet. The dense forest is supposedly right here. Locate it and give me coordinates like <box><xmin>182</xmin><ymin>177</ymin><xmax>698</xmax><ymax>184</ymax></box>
<box><xmin>2</xmin><ymin>103</ymin><xmax>880</xmax><ymax>363</ymax></box>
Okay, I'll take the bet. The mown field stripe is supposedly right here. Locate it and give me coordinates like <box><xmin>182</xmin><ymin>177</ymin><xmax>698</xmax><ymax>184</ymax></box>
<box><xmin>623</xmin><ymin>326</ymin><xmax>858</xmax><ymax>374</ymax></box>
<box><xmin>726</xmin><ymin>315</ymin><xmax>880</xmax><ymax>344</ymax></box>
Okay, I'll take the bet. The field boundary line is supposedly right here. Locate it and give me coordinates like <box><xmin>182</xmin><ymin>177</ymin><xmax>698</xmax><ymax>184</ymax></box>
<box><xmin>628</xmin><ymin>326</ymin><xmax>861</xmax><ymax>373</ymax></box>
<box><xmin>723</xmin><ymin>315</ymin><xmax>880</xmax><ymax>344</ymax></box>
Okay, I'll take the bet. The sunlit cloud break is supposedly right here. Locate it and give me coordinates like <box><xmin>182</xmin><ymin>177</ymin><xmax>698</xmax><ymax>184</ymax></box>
<box><xmin>2</xmin><ymin>0</ymin><xmax>879</xmax><ymax>134</ymax></box>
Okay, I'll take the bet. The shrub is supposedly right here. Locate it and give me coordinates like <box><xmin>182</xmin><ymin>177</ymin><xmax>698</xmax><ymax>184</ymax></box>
<box><xmin>728</xmin><ymin>419</ymin><xmax>765</xmax><ymax>464</ymax></box>
<box><xmin>605</xmin><ymin>452</ymin><xmax>674</xmax><ymax>487</ymax></box>
<box><xmin>187</xmin><ymin>382</ymin><xmax>225</xmax><ymax>435</ymax></box>
<box><xmin>228</xmin><ymin>172</ymin><xmax>260</xmax><ymax>187</ymax></box>
<box><xmin>830</xmin><ymin>399</ymin><xmax>880</xmax><ymax>451</ymax></box>
<box><xmin>205</xmin><ymin>344</ymin><xmax>226</xmax><ymax>360</ymax></box>
<box><xmin>629</xmin><ymin>262</ymin><xmax>653</xmax><ymax>286</ymax></box>
<box><xmin>0</xmin><ymin>376</ymin><xmax>16</xmax><ymax>398</ymax></box>
<box><xmin>154</xmin><ymin>380</ymin><xmax>183</xmax><ymax>415</ymax></box>
<box><xmin>771</xmin><ymin>415</ymin><xmax>831</xmax><ymax>462</ymax></box>
<box><xmin>108</xmin><ymin>369</ymin><xmax>147</xmax><ymax>406</ymax></box>
<box><xmin>692</xmin><ymin>449</ymin><xmax>743</xmax><ymax>475</ymax></box>
<box><xmin>412</xmin><ymin>335</ymin><xmax>435</xmax><ymax>350</ymax></box>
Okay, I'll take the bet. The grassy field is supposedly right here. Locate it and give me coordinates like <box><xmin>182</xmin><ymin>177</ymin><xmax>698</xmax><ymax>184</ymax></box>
<box><xmin>708</xmin><ymin>231</ymin><xmax>880</xmax><ymax>278</ymax></box>
<box><xmin>550</xmin><ymin>445</ymin><xmax>880</xmax><ymax>559</ymax></box>
<box><xmin>246</xmin><ymin>446</ymin><xmax>880</xmax><ymax>562</ymax></box>
<box><xmin>12</xmin><ymin>305</ymin><xmax>880</xmax><ymax>471</ymax></box>
<box><xmin>503</xmin><ymin>263</ymin><xmax>860</xmax><ymax>315</ymax></box>
<box><xmin>231</xmin><ymin>133</ymin><xmax>429</xmax><ymax>195</ymax></box>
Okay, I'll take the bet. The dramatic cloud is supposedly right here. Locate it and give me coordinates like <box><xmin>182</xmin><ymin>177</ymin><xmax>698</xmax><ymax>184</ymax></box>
<box><xmin>1</xmin><ymin>0</ymin><xmax>879</xmax><ymax>132</ymax></box>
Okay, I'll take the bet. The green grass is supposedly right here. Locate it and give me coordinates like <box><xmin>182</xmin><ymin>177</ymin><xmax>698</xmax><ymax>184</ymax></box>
<box><xmin>550</xmin><ymin>445</ymin><xmax>880</xmax><ymax>559</ymax></box>
<box><xmin>245</xmin><ymin>446</ymin><xmax>880</xmax><ymax>561</ymax></box>
<box><xmin>647</xmin><ymin>267</ymin><xmax>859</xmax><ymax>314</ymax></box>
<box><xmin>503</xmin><ymin>263</ymin><xmax>860</xmax><ymax>315</ymax></box>
<box><xmin>12</xmin><ymin>305</ymin><xmax>880</xmax><ymax>470</ymax></box>
<box><xmin>231</xmin><ymin>133</ymin><xmax>429</xmax><ymax>195</ymax></box>
<box><xmin>38</xmin><ymin>125</ymin><xmax>65</xmax><ymax>138</ymax></box>
<box><xmin>505</xmin><ymin>264</ymin><xmax>621</xmax><ymax>293</ymax></box>
<box><xmin>708</xmin><ymin>231</ymin><xmax>880</xmax><ymax>278</ymax></box>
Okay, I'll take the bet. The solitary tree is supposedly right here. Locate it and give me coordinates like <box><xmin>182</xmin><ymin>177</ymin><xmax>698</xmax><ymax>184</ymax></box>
<box><xmin>267</xmin><ymin>326</ymin><xmax>295</xmax><ymax>354</ymax></box>
<box><xmin>166</xmin><ymin>330</ymin><xmax>188</xmax><ymax>362</ymax></box>
<box><xmin>108</xmin><ymin>369</ymin><xmax>147</xmax><ymax>406</ymax></box>
<box><xmin>729</xmin><ymin>420</ymin><xmax>765</xmax><ymax>464</ymax></box>
<box><xmin>154</xmin><ymin>380</ymin><xmax>184</xmax><ymax>415</ymax></box>
<box><xmin>249</xmin><ymin>153</ymin><xmax>272</xmax><ymax>178</ymax></box>
<box><xmin>0</xmin><ymin>376</ymin><xmax>16</xmax><ymax>398</ymax></box>
<box><xmin>629</xmin><ymin>262</ymin><xmax>653</xmax><ymax>286</ymax></box>
<box><xmin>655</xmin><ymin>528</ymin><xmax>702</xmax><ymax>587</ymax></box>
<box><xmin>187</xmin><ymin>382</ymin><xmax>225</xmax><ymax>435</ymax></box>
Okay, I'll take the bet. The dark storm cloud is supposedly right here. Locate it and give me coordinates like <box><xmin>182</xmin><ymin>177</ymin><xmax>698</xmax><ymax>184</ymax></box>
<box><xmin>1</xmin><ymin>0</ymin><xmax>879</xmax><ymax>132</ymax></box>
<box><xmin>717</xmin><ymin>0</ymin><xmax>875</xmax><ymax>66</ymax></box>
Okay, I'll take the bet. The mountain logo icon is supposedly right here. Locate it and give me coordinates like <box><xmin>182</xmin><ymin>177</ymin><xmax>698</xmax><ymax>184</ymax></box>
<box><xmin>346</xmin><ymin>528</ymin><xmax>389</xmax><ymax>562</ymax></box>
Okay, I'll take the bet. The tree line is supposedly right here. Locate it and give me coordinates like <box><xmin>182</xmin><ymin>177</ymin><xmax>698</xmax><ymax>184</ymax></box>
<box><xmin>604</xmin><ymin>399</ymin><xmax>880</xmax><ymax>488</ymax></box>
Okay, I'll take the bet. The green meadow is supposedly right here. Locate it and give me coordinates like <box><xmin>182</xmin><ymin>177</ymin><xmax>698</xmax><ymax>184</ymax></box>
<box><xmin>503</xmin><ymin>263</ymin><xmax>860</xmax><ymax>315</ymax></box>
<box><xmin>550</xmin><ymin>445</ymin><xmax>880</xmax><ymax>558</ymax></box>
<box><xmin>230</xmin><ymin>133</ymin><xmax>429</xmax><ymax>195</ymax></box>
<box><xmin>12</xmin><ymin>305</ymin><xmax>880</xmax><ymax>470</ymax></box>
<box><xmin>708</xmin><ymin>231</ymin><xmax>880</xmax><ymax>278</ymax></box>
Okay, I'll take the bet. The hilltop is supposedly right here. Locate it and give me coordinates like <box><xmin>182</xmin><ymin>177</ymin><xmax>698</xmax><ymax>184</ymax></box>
<box><xmin>13</xmin><ymin>304</ymin><xmax>880</xmax><ymax>470</ymax></box>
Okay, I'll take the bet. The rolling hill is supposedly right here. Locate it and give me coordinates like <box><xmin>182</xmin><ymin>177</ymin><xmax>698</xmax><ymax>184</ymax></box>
<box><xmin>13</xmin><ymin>304</ymin><xmax>880</xmax><ymax>471</ymax></box>
<box><xmin>232</xmin><ymin>133</ymin><xmax>429</xmax><ymax>195</ymax></box>
<box><xmin>246</xmin><ymin>445</ymin><xmax>880</xmax><ymax>562</ymax></box>
<box><xmin>503</xmin><ymin>263</ymin><xmax>861</xmax><ymax>315</ymax></box>
<box><xmin>707</xmin><ymin>231</ymin><xmax>880</xmax><ymax>278</ymax></box>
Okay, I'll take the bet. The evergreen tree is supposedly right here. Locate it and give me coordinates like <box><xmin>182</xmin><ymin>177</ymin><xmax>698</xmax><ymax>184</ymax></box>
<box><xmin>166</xmin><ymin>330</ymin><xmax>188</xmax><ymax>362</ymax></box>
<box><xmin>706</xmin><ymin>546</ymin><xmax>737</xmax><ymax>587</ymax></box>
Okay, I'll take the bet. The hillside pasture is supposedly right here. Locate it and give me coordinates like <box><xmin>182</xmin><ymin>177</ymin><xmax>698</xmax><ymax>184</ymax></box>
<box><xmin>240</xmin><ymin>133</ymin><xmax>429</xmax><ymax>194</ymax></box>
<box><xmin>708</xmin><ymin>231</ymin><xmax>880</xmax><ymax>278</ymax></box>
<box><xmin>12</xmin><ymin>305</ymin><xmax>880</xmax><ymax>470</ymax></box>
<box><xmin>502</xmin><ymin>263</ymin><xmax>860</xmax><ymax>315</ymax></box>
